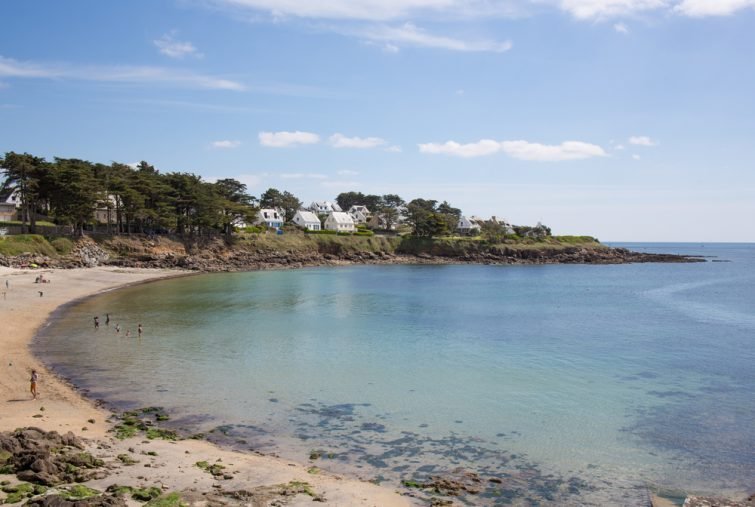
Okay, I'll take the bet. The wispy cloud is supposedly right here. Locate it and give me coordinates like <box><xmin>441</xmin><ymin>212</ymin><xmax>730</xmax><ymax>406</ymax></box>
<box><xmin>419</xmin><ymin>138</ymin><xmax>607</xmax><ymax>161</ymax></box>
<box><xmin>614</xmin><ymin>22</ymin><xmax>630</xmax><ymax>33</ymax></box>
<box><xmin>629</xmin><ymin>135</ymin><xmax>658</xmax><ymax>146</ymax></box>
<box><xmin>355</xmin><ymin>23</ymin><xmax>512</xmax><ymax>53</ymax></box>
<box><xmin>557</xmin><ymin>0</ymin><xmax>671</xmax><ymax>20</ymax></box>
<box><xmin>259</xmin><ymin>130</ymin><xmax>320</xmax><ymax>147</ymax></box>
<box><xmin>337</xmin><ymin>169</ymin><xmax>360</xmax><ymax>176</ymax></box>
<box><xmin>0</xmin><ymin>55</ymin><xmax>244</xmax><ymax>91</ymax></box>
<box><xmin>633</xmin><ymin>154</ymin><xmax>641</xmax><ymax>160</ymax></box>
<box><xmin>211</xmin><ymin>140</ymin><xmax>241</xmax><ymax>149</ymax></box>
<box><xmin>154</xmin><ymin>32</ymin><xmax>203</xmax><ymax>59</ymax></box>
<box><xmin>674</xmin><ymin>0</ymin><xmax>755</xmax><ymax>17</ymax></box>
<box><xmin>211</xmin><ymin>0</ymin><xmax>755</xmax><ymax>22</ymax></box>
<box><xmin>385</xmin><ymin>145</ymin><xmax>402</xmax><ymax>153</ymax></box>
<box><xmin>329</xmin><ymin>133</ymin><xmax>387</xmax><ymax>149</ymax></box>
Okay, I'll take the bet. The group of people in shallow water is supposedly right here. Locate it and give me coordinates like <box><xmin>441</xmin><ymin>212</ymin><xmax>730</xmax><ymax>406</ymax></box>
<box><xmin>93</xmin><ymin>313</ymin><xmax>143</xmax><ymax>338</ymax></box>
<box><xmin>29</xmin><ymin>316</ymin><xmax>145</xmax><ymax>401</ymax></box>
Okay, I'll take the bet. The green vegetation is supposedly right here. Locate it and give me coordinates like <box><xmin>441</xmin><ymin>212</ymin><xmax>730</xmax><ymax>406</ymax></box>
<box><xmin>146</xmin><ymin>428</ymin><xmax>178</xmax><ymax>441</ymax></box>
<box><xmin>50</xmin><ymin>237</ymin><xmax>74</xmax><ymax>254</ymax></box>
<box><xmin>195</xmin><ymin>461</ymin><xmax>225</xmax><ymax>476</ymax></box>
<box><xmin>144</xmin><ymin>492</ymin><xmax>187</xmax><ymax>507</ymax></box>
<box><xmin>0</xmin><ymin>235</ymin><xmax>57</xmax><ymax>256</ymax></box>
<box><xmin>59</xmin><ymin>485</ymin><xmax>100</xmax><ymax>500</ymax></box>
<box><xmin>1</xmin><ymin>483</ymin><xmax>47</xmax><ymax>504</ymax></box>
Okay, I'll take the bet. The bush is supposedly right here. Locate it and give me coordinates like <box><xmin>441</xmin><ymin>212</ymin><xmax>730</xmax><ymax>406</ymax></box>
<box><xmin>50</xmin><ymin>237</ymin><xmax>74</xmax><ymax>254</ymax></box>
<box><xmin>306</xmin><ymin>229</ymin><xmax>337</xmax><ymax>235</ymax></box>
<box><xmin>355</xmin><ymin>230</ymin><xmax>374</xmax><ymax>236</ymax></box>
<box><xmin>242</xmin><ymin>226</ymin><xmax>265</xmax><ymax>234</ymax></box>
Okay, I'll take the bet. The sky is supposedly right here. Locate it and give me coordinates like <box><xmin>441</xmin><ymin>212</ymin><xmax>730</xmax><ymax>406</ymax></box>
<box><xmin>1</xmin><ymin>0</ymin><xmax>754</xmax><ymax>242</ymax></box>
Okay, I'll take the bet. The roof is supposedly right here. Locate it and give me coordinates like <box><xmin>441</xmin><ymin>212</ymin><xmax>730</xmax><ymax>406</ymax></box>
<box><xmin>295</xmin><ymin>210</ymin><xmax>320</xmax><ymax>223</ymax></box>
<box><xmin>328</xmin><ymin>211</ymin><xmax>354</xmax><ymax>224</ymax></box>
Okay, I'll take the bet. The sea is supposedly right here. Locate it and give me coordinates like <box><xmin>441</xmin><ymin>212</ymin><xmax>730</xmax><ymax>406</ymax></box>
<box><xmin>34</xmin><ymin>243</ymin><xmax>755</xmax><ymax>505</ymax></box>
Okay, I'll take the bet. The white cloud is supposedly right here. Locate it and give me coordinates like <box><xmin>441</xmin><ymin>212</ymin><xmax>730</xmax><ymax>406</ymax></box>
<box><xmin>558</xmin><ymin>0</ymin><xmax>670</xmax><ymax>20</ymax></box>
<box><xmin>419</xmin><ymin>139</ymin><xmax>503</xmax><ymax>158</ymax></box>
<box><xmin>356</xmin><ymin>23</ymin><xmax>512</xmax><ymax>53</ymax></box>
<box><xmin>614</xmin><ymin>22</ymin><xmax>630</xmax><ymax>33</ymax></box>
<box><xmin>633</xmin><ymin>154</ymin><xmax>641</xmax><ymax>160</ymax></box>
<box><xmin>629</xmin><ymin>135</ymin><xmax>658</xmax><ymax>146</ymax></box>
<box><xmin>259</xmin><ymin>131</ymin><xmax>320</xmax><ymax>147</ymax></box>
<box><xmin>385</xmin><ymin>145</ymin><xmax>403</xmax><ymax>153</ymax></box>
<box><xmin>280</xmin><ymin>172</ymin><xmax>328</xmax><ymax>179</ymax></box>
<box><xmin>674</xmin><ymin>0</ymin><xmax>755</xmax><ymax>16</ymax></box>
<box><xmin>419</xmin><ymin>138</ymin><xmax>607</xmax><ymax>161</ymax></box>
<box><xmin>211</xmin><ymin>140</ymin><xmax>241</xmax><ymax>149</ymax></box>
<box><xmin>501</xmin><ymin>140</ymin><xmax>608</xmax><ymax>161</ymax></box>
<box><xmin>329</xmin><ymin>133</ymin><xmax>387</xmax><ymax>149</ymax></box>
<box><xmin>615</xmin><ymin>144</ymin><xmax>626</xmax><ymax>150</ymax></box>
<box><xmin>154</xmin><ymin>33</ymin><xmax>203</xmax><ymax>59</ymax></box>
<box><xmin>337</xmin><ymin>169</ymin><xmax>360</xmax><ymax>175</ymax></box>
<box><xmin>0</xmin><ymin>55</ymin><xmax>244</xmax><ymax>91</ymax></box>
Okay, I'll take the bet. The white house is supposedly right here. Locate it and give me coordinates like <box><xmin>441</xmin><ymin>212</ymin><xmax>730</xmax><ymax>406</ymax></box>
<box><xmin>490</xmin><ymin>216</ymin><xmax>515</xmax><ymax>234</ymax></box>
<box><xmin>292</xmin><ymin>210</ymin><xmax>321</xmax><ymax>231</ymax></box>
<box><xmin>309</xmin><ymin>201</ymin><xmax>342</xmax><ymax>214</ymax></box>
<box><xmin>324</xmin><ymin>211</ymin><xmax>355</xmax><ymax>232</ymax></box>
<box><xmin>348</xmin><ymin>205</ymin><xmax>370</xmax><ymax>224</ymax></box>
<box><xmin>0</xmin><ymin>188</ymin><xmax>20</xmax><ymax>222</ymax></box>
<box><xmin>457</xmin><ymin>216</ymin><xmax>481</xmax><ymax>235</ymax></box>
<box><xmin>255</xmin><ymin>208</ymin><xmax>285</xmax><ymax>228</ymax></box>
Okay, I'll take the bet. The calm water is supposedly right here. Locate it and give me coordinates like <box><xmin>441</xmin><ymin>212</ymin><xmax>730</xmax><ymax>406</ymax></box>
<box><xmin>36</xmin><ymin>244</ymin><xmax>755</xmax><ymax>505</ymax></box>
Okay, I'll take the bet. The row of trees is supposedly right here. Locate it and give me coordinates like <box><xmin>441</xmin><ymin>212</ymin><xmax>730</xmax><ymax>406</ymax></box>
<box><xmin>0</xmin><ymin>152</ymin><xmax>257</xmax><ymax>238</ymax></box>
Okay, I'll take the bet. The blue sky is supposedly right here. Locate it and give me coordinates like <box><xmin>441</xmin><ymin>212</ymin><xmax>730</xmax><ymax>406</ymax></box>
<box><xmin>1</xmin><ymin>0</ymin><xmax>754</xmax><ymax>241</ymax></box>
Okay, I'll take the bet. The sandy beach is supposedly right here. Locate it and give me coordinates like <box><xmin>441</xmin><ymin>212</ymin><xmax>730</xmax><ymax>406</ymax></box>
<box><xmin>0</xmin><ymin>266</ymin><xmax>412</xmax><ymax>506</ymax></box>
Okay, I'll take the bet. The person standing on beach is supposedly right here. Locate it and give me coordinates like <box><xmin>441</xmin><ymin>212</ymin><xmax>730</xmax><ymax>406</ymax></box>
<box><xmin>105</xmin><ymin>314</ymin><xmax>110</xmax><ymax>326</ymax></box>
<box><xmin>30</xmin><ymin>370</ymin><xmax>38</xmax><ymax>399</ymax></box>
<box><xmin>94</xmin><ymin>316</ymin><xmax>100</xmax><ymax>329</ymax></box>
<box><xmin>137</xmin><ymin>323</ymin><xmax>143</xmax><ymax>337</ymax></box>
<box><xmin>115</xmin><ymin>324</ymin><xmax>121</xmax><ymax>334</ymax></box>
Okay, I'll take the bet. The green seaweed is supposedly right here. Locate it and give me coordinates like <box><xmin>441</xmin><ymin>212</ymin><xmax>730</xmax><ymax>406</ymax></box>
<box><xmin>194</xmin><ymin>461</ymin><xmax>225</xmax><ymax>476</ymax></box>
<box><xmin>146</xmin><ymin>428</ymin><xmax>178</xmax><ymax>441</ymax></box>
<box><xmin>59</xmin><ymin>485</ymin><xmax>100</xmax><ymax>500</ymax></box>
<box><xmin>144</xmin><ymin>492</ymin><xmax>187</xmax><ymax>507</ymax></box>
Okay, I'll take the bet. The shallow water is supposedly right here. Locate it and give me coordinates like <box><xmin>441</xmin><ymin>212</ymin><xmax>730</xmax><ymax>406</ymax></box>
<box><xmin>36</xmin><ymin>243</ymin><xmax>755</xmax><ymax>505</ymax></box>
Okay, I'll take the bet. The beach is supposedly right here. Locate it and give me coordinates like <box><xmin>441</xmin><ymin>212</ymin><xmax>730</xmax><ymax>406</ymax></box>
<box><xmin>0</xmin><ymin>266</ymin><xmax>411</xmax><ymax>506</ymax></box>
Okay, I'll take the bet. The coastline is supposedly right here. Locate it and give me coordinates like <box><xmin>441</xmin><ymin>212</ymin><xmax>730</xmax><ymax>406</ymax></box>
<box><xmin>0</xmin><ymin>266</ymin><xmax>412</xmax><ymax>506</ymax></box>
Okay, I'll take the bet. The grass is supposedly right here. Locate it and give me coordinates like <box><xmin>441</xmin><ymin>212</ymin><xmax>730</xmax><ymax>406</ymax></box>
<box><xmin>0</xmin><ymin>234</ymin><xmax>58</xmax><ymax>256</ymax></box>
<box><xmin>59</xmin><ymin>485</ymin><xmax>100</xmax><ymax>500</ymax></box>
<box><xmin>50</xmin><ymin>237</ymin><xmax>74</xmax><ymax>254</ymax></box>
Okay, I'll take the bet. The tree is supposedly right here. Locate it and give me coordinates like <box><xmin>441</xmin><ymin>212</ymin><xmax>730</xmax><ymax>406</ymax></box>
<box><xmin>335</xmin><ymin>191</ymin><xmax>365</xmax><ymax>211</ymax></box>
<box><xmin>373</xmin><ymin>194</ymin><xmax>404</xmax><ymax>230</ymax></box>
<box><xmin>215</xmin><ymin>178</ymin><xmax>256</xmax><ymax>238</ymax></box>
<box><xmin>480</xmin><ymin>221</ymin><xmax>508</xmax><ymax>243</ymax></box>
<box><xmin>437</xmin><ymin>201</ymin><xmax>461</xmax><ymax>234</ymax></box>
<box><xmin>0</xmin><ymin>152</ymin><xmax>50</xmax><ymax>233</ymax></box>
<box><xmin>49</xmin><ymin>158</ymin><xmax>102</xmax><ymax>236</ymax></box>
<box><xmin>279</xmin><ymin>191</ymin><xmax>302</xmax><ymax>222</ymax></box>
<box><xmin>260</xmin><ymin>188</ymin><xmax>284</xmax><ymax>209</ymax></box>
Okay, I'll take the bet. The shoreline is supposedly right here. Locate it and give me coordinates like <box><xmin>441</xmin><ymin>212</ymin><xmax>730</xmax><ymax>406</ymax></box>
<box><xmin>0</xmin><ymin>266</ymin><xmax>413</xmax><ymax>506</ymax></box>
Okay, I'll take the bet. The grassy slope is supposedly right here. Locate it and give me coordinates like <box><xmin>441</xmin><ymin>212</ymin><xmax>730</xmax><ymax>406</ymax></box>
<box><xmin>1</xmin><ymin>232</ymin><xmax>604</xmax><ymax>259</ymax></box>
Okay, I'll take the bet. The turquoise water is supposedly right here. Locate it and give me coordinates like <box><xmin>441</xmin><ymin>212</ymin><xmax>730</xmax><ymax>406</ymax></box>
<box><xmin>36</xmin><ymin>244</ymin><xmax>755</xmax><ymax>505</ymax></box>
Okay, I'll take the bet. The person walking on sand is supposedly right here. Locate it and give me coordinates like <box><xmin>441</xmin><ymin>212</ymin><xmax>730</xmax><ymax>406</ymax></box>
<box><xmin>94</xmin><ymin>316</ymin><xmax>100</xmax><ymax>329</ymax></box>
<box><xmin>105</xmin><ymin>313</ymin><xmax>110</xmax><ymax>326</ymax></box>
<box><xmin>125</xmin><ymin>329</ymin><xmax>131</xmax><ymax>337</ymax></box>
<box><xmin>115</xmin><ymin>324</ymin><xmax>121</xmax><ymax>334</ymax></box>
<box><xmin>137</xmin><ymin>323</ymin><xmax>143</xmax><ymax>337</ymax></box>
<box><xmin>30</xmin><ymin>369</ymin><xmax>39</xmax><ymax>399</ymax></box>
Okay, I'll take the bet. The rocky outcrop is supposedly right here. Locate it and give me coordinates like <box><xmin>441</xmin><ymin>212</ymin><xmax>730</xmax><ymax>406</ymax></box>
<box><xmin>0</xmin><ymin>235</ymin><xmax>703</xmax><ymax>271</ymax></box>
<box><xmin>0</xmin><ymin>427</ymin><xmax>108</xmax><ymax>486</ymax></box>
<box><xmin>70</xmin><ymin>237</ymin><xmax>110</xmax><ymax>267</ymax></box>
